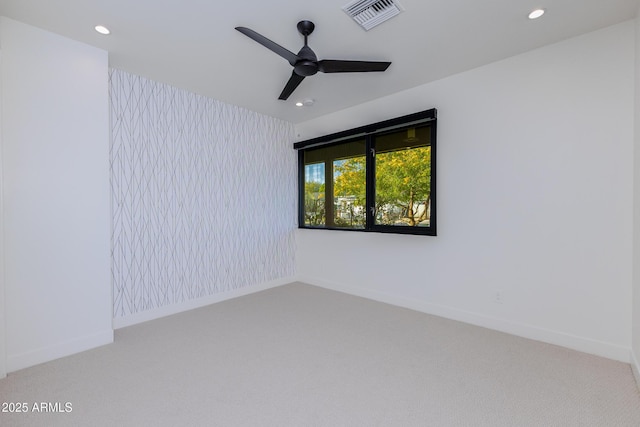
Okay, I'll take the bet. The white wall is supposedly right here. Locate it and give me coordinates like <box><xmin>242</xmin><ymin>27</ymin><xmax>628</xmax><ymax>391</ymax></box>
<box><xmin>632</xmin><ymin>7</ymin><xmax>640</xmax><ymax>381</ymax></box>
<box><xmin>0</xmin><ymin>17</ymin><xmax>112</xmax><ymax>372</ymax></box>
<box><xmin>110</xmin><ymin>70</ymin><xmax>297</xmax><ymax>328</ymax></box>
<box><xmin>0</xmin><ymin>52</ymin><xmax>5</xmax><ymax>378</ymax></box>
<box><xmin>296</xmin><ymin>22</ymin><xmax>635</xmax><ymax>362</ymax></box>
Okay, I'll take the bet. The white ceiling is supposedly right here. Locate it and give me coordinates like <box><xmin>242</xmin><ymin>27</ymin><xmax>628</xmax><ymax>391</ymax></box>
<box><xmin>0</xmin><ymin>0</ymin><xmax>637</xmax><ymax>124</ymax></box>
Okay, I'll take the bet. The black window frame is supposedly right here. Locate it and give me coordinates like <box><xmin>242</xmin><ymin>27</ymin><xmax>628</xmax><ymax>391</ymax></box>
<box><xmin>294</xmin><ymin>108</ymin><xmax>437</xmax><ymax>236</ymax></box>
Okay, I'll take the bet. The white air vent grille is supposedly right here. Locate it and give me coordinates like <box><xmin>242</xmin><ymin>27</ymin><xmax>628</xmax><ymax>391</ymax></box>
<box><xmin>342</xmin><ymin>0</ymin><xmax>403</xmax><ymax>31</ymax></box>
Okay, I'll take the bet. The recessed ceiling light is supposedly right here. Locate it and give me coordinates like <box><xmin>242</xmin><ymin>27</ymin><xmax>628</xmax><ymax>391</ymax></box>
<box><xmin>94</xmin><ymin>25</ymin><xmax>110</xmax><ymax>35</ymax></box>
<box><xmin>528</xmin><ymin>9</ymin><xmax>545</xmax><ymax>20</ymax></box>
<box><xmin>296</xmin><ymin>99</ymin><xmax>315</xmax><ymax>107</ymax></box>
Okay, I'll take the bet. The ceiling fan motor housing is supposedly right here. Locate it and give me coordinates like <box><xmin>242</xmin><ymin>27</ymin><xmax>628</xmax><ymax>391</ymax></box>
<box><xmin>294</xmin><ymin>61</ymin><xmax>319</xmax><ymax>76</ymax></box>
<box><xmin>295</xmin><ymin>45</ymin><xmax>319</xmax><ymax>76</ymax></box>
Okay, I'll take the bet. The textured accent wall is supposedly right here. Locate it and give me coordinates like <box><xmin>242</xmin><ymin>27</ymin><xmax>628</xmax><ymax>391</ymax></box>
<box><xmin>109</xmin><ymin>69</ymin><xmax>297</xmax><ymax>319</ymax></box>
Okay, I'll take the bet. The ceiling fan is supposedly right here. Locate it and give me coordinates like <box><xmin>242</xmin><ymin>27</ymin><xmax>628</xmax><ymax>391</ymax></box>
<box><xmin>235</xmin><ymin>20</ymin><xmax>391</xmax><ymax>101</ymax></box>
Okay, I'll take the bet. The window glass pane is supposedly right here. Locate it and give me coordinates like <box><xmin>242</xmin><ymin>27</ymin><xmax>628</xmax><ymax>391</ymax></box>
<box><xmin>333</xmin><ymin>156</ymin><xmax>366</xmax><ymax>228</ymax></box>
<box><xmin>304</xmin><ymin>162</ymin><xmax>325</xmax><ymax>226</ymax></box>
<box><xmin>303</xmin><ymin>139</ymin><xmax>366</xmax><ymax>229</ymax></box>
<box><xmin>374</xmin><ymin>126</ymin><xmax>432</xmax><ymax>227</ymax></box>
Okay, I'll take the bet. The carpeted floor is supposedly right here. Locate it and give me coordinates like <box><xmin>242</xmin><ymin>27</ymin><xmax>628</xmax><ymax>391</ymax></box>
<box><xmin>1</xmin><ymin>282</ymin><xmax>639</xmax><ymax>426</ymax></box>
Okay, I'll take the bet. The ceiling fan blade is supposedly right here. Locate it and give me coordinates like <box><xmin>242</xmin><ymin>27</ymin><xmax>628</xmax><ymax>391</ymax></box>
<box><xmin>279</xmin><ymin>71</ymin><xmax>305</xmax><ymax>100</ymax></box>
<box><xmin>318</xmin><ymin>60</ymin><xmax>391</xmax><ymax>73</ymax></box>
<box><xmin>235</xmin><ymin>27</ymin><xmax>299</xmax><ymax>66</ymax></box>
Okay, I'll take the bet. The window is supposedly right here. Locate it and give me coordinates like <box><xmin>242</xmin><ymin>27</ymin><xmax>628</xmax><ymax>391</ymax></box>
<box><xmin>302</xmin><ymin>139</ymin><xmax>366</xmax><ymax>228</ymax></box>
<box><xmin>295</xmin><ymin>109</ymin><xmax>436</xmax><ymax>236</ymax></box>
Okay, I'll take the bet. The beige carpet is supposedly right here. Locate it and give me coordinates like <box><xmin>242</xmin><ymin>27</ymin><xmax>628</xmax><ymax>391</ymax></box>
<box><xmin>1</xmin><ymin>282</ymin><xmax>639</xmax><ymax>426</ymax></box>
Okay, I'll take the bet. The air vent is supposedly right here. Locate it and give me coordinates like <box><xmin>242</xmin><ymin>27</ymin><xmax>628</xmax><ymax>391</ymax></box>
<box><xmin>342</xmin><ymin>0</ymin><xmax>404</xmax><ymax>31</ymax></box>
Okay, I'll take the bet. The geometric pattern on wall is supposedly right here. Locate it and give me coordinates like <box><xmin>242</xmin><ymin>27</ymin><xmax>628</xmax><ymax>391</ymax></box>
<box><xmin>109</xmin><ymin>69</ymin><xmax>297</xmax><ymax>318</ymax></box>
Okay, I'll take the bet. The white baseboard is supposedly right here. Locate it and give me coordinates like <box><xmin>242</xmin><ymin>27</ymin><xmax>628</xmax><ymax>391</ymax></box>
<box><xmin>7</xmin><ymin>329</ymin><xmax>114</xmax><ymax>373</ymax></box>
<box><xmin>632</xmin><ymin>351</ymin><xmax>640</xmax><ymax>391</ymax></box>
<box><xmin>298</xmin><ymin>276</ymin><xmax>631</xmax><ymax>363</ymax></box>
<box><xmin>113</xmin><ymin>276</ymin><xmax>295</xmax><ymax>329</ymax></box>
